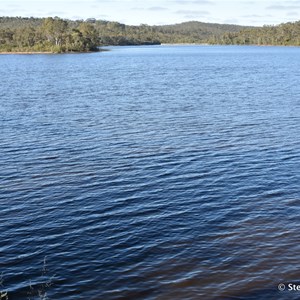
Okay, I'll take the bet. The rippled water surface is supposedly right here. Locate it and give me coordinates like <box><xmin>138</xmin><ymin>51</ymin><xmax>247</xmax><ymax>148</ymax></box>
<box><xmin>1</xmin><ymin>45</ymin><xmax>300</xmax><ymax>299</ymax></box>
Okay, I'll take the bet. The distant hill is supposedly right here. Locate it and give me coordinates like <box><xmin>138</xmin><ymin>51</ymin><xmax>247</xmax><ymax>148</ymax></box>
<box><xmin>212</xmin><ymin>21</ymin><xmax>300</xmax><ymax>45</ymax></box>
<box><xmin>94</xmin><ymin>20</ymin><xmax>252</xmax><ymax>45</ymax></box>
<box><xmin>0</xmin><ymin>17</ymin><xmax>252</xmax><ymax>49</ymax></box>
<box><xmin>0</xmin><ymin>16</ymin><xmax>300</xmax><ymax>52</ymax></box>
<box><xmin>153</xmin><ymin>21</ymin><xmax>252</xmax><ymax>43</ymax></box>
<box><xmin>0</xmin><ymin>17</ymin><xmax>43</xmax><ymax>29</ymax></box>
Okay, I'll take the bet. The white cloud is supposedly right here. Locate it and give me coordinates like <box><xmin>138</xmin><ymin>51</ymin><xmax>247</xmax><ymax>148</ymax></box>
<box><xmin>0</xmin><ymin>0</ymin><xmax>299</xmax><ymax>26</ymax></box>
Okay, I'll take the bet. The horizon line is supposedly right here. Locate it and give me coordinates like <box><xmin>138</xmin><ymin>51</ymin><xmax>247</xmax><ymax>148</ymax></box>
<box><xmin>1</xmin><ymin>14</ymin><xmax>294</xmax><ymax>28</ymax></box>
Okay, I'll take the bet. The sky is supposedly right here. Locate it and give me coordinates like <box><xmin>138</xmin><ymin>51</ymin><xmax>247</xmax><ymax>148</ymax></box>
<box><xmin>1</xmin><ymin>0</ymin><xmax>300</xmax><ymax>26</ymax></box>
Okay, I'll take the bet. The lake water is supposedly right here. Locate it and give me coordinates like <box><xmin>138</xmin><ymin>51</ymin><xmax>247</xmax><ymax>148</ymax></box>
<box><xmin>1</xmin><ymin>45</ymin><xmax>300</xmax><ymax>299</ymax></box>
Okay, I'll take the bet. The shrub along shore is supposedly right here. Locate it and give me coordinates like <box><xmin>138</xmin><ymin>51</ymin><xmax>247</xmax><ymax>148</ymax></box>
<box><xmin>0</xmin><ymin>17</ymin><xmax>100</xmax><ymax>53</ymax></box>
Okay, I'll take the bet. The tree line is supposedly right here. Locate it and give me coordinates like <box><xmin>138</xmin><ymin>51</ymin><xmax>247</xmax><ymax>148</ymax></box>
<box><xmin>0</xmin><ymin>17</ymin><xmax>99</xmax><ymax>52</ymax></box>
<box><xmin>211</xmin><ymin>21</ymin><xmax>300</xmax><ymax>46</ymax></box>
<box><xmin>1</xmin><ymin>17</ymin><xmax>300</xmax><ymax>52</ymax></box>
<box><xmin>0</xmin><ymin>17</ymin><xmax>251</xmax><ymax>52</ymax></box>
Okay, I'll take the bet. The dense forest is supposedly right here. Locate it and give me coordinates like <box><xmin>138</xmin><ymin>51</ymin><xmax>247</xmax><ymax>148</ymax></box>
<box><xmin>97</xmin><ymin>20</ymin><xmax>247</xmax><ymax>45</ymax></box>
<box><xmin>1</xmin><ymin>16</ymin><xmax>300</xmax><ymax>53</ymax></box>
<box><xmin>212</xmin><ymin>21</ymin><xmax>300</xmax><ymax>45</ymax></box>
<box><xmin>0</xmin><ymin>17</ymin><xmax>248</xmax><ymax>52</ymax></box>
<box><xmin>0</xmin><ymin>17</ymin><xmax>99</xmax><ymax>52</ymax></box>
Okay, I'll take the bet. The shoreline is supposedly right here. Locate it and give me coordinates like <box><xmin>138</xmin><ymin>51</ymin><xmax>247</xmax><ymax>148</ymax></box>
<box><xmin>160</xmin><ymin>43</ymin><xmax>210</xmax><ymax>46</ymax></box>
<box><xmin>0</xmin><ymin>51</ymin><xmax>53</xmax><ymax>55</ymax></box>
<box><xmin>1</xmin><ymin>44</ymin><xmax>299</xmax><ymax>55</ymax></box>
<box><xmin>0</xmin><ymin>50</ymin><xmax>105</xmax><ymax>55</ymax></box>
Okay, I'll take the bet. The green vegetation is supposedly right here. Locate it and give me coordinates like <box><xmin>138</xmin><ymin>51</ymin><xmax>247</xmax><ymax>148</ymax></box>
<box><xmin>95</xmin><ymin>20</ymin><xmax>248</xmax><ymax>45</ymax></box>
<box><xmin>1</xmin><ymin>16</ymin><xmax>300</xmax><ymax>53</ymax></box>
<box><xmin>153</xmin><ymin>21</ymin><xmax>248</xmax><ymax>44</ymax></box>
<box><xmin>0</xmin><ymin>17</ymin><xmax>99</xmax><ymax>53</ymax></box>
<box><xmin>0</xmin><ymin>17</ymin><xmax>251</xmax><ymax>52</ymax></box>
<box><xmin>211</xmin><ymin>21</ymin><xmax>300</xmax><ymax>46</ymax></box>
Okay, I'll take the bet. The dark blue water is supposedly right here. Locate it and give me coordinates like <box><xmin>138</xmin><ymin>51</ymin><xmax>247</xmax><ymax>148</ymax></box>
<box><xmin>1</xmin><ymin>45</ymin><xmax>300</xmax><ymax>300</ymax></box>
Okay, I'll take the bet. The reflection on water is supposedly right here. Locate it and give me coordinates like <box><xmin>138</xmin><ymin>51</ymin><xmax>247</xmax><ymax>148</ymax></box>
<box><xmin>1</xmin><ymin>45</ymin><xmax>300</xmax><ymax>299</ymax></box>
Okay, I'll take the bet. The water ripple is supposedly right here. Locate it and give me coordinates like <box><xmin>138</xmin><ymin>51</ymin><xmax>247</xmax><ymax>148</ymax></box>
<box><xmin>1</xmin><ymin>46</ymin><xmax>300</xmax><ymax>299</ymax></box>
